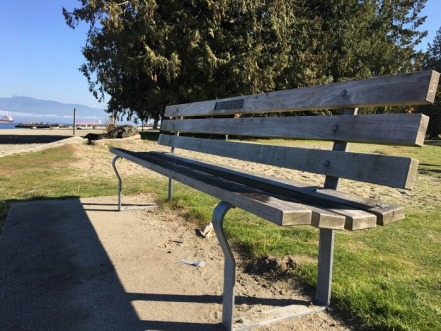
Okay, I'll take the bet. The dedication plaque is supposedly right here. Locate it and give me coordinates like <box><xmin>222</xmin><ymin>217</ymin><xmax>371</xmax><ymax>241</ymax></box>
<box><xmin>214</xmin><ymin>99</ymin><xmax>245</xmax><ymax>111</ymax></box>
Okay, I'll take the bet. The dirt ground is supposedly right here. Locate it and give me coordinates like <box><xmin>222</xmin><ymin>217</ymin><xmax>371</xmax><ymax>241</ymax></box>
<box><xmin>1</xmin><ymin>130</ymin><xmax>396</xmax><ymax>330</ymax></box>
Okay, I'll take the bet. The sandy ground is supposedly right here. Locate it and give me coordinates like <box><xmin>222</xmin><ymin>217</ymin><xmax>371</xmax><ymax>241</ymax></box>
<box><xmin>1</xmin><ymin>195</ymin><xmax>353</xmax><ymax>330</ymax></box>
<box><xmin>4</xmin><ymin>129</ymin><xmax>430</xmax><ymax>329</ymax></box>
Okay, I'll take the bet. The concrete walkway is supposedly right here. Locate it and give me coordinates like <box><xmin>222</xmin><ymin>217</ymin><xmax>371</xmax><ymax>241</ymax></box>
<box><xmin>0</xmin><ymin>196</ymin><xmax>224</xmax><ymax>331</ymax></box>
<box><xmin>0</xmin><ymin>196</ymin><xmax>350</xmax><ymax>331</ymax></box>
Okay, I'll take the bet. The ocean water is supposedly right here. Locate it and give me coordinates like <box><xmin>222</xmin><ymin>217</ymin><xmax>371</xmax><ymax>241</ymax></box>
<box><xmin>0</xmin><ymin>123</ymin><xmax>16</xmax><ymax>129</ymax></box>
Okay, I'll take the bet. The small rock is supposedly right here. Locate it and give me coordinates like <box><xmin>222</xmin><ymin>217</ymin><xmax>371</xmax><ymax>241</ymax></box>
<box><xmin>235</xmin><ymin>318</ymin><xmax>245</xmax><ymax>324</ymax></box>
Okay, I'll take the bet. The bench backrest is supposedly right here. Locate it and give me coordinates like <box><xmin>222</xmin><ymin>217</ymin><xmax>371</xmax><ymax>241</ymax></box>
<box><xmin>159</xmin><ymin>70</ymin><xmax>440</xmax><ymax>190</ymax></box>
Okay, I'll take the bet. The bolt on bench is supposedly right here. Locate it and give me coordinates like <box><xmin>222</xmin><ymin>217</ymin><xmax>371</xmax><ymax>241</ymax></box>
<box><xmin>111</xmin><ymin>70</ymin><xmax>439</xmax><ymax>330</ymax></box>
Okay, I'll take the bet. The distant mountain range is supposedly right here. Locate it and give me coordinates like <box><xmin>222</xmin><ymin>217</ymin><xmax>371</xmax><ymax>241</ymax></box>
<box><xmin>0</xmin><ymin>96</ymin><xmax>108</xmax><ymax>124</ymax></box>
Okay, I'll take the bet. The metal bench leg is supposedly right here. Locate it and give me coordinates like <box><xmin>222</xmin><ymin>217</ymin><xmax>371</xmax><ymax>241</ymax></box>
<box><xmin>316</xmin><ymin>228</ymin><xmax>334</xmax><ymax>305</ymax></box>
<box><xmin>168</xmin><ymin>178</ymin><xmax>173</xmax><ymax>202</ymax></box>
<box><xmin>212</xmin><ymin>202</ymin><xmax>235</xmax><ymax>331</ymax></box>
<box><xmin>112</xmin><ymin>156</ymin><xmax>122</xmax><ymax>211</ymax></box>
<box><xmin>317</xmin><ymin>108</ymin><xmax>356</xmax><ymax>306</ymax></box>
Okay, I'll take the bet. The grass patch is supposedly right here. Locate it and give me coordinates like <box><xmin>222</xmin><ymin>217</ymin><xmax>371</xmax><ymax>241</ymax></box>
<box><xmin>0</xmin><ymin>140</ymin><xmax>440</xmax><ymax>330</ymax></box>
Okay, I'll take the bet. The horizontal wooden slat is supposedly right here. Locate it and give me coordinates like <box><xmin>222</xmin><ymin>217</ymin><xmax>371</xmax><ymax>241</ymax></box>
<box><xmin>314</xmin><ymin>189</ymin><xmax>404</xmax><ymax>226</ymax></box>
<box><xmin>110</xmin><ymin>148</ymin><xmax>318</xmax><ymax>226</ymax></box>
<box><xmin>159</xmin><ymin>135</ymin><xmax>419</xmax><ymax>189</ymax></box>
<box><xmin>149</xmin><ymin>152</ymin><xmax>379</xmax><ymax>230</ymax></box>
<box><xmin>164</xmin><ymin>70</ymin><xmax>440</xmax><ymax>117</ymax></box>
<box><xmin>111</xmin><ymin>148</ymin><xmax>383</xmax><ymax>230</ymax></box>
<box><xmin>148</xmin><ymin>152</ymin><xmax>399</xmax><ymax>229</ymax></box>
<box><xmin>161</xmin><ymin>113</ymin><xmax>429</xmax><ymax>147</ymax></box>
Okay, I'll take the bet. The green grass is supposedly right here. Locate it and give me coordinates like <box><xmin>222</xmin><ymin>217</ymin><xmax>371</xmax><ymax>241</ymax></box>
<box><xmin>0</xmin><ymin>139</ymin><xmax>440</xmax><ymax>330</ymax></box>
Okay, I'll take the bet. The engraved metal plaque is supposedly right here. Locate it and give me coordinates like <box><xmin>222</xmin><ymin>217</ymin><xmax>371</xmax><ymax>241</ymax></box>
<box><xmin>214</xmin><ymin>99</ymin><xmax>245</xmax><ymax>111</ymax></box>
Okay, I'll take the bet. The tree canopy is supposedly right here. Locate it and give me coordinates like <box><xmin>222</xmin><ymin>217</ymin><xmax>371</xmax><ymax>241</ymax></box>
<box><xmin>64</xmin><ymin>0</ymin><xmax>428</xmax><ymax>121</ymax></box>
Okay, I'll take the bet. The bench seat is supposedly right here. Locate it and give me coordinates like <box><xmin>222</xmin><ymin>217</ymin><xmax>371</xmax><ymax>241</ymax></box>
<box><xmin>111</xmin><ymin>147</ymin><xmax>402</xmax><ymax>230</ymax></box>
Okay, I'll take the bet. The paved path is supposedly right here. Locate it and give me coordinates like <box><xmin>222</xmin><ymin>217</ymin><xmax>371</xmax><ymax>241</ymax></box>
<box><xmin>0</xmin><ymin>195</ymin><xmax>350</xmax><ymax>331</ymax></box>
<box><xmin>0</xmin><ymin>196</ymin><xmax>224</xmax><ymax>331</ymax></box>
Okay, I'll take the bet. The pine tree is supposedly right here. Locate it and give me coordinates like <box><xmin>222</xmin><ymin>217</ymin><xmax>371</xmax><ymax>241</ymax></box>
<box><xmin>64</xmin><ymin>0</ymin><xmax>428</xmax><ymax>121</ymax></box>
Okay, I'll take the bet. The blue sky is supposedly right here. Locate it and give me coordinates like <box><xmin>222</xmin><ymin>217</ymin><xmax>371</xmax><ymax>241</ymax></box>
<box><xmin>1</xmin><ymin>1</ymin><xmax>440</xmax><ymax>110</ymax></box>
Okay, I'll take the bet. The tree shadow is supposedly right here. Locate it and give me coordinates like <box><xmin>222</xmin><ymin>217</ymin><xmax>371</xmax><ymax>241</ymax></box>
<box><xmin>0</xmin><ymin>135</ymin><xmax>69</xmax><ymax>144</ymax></box>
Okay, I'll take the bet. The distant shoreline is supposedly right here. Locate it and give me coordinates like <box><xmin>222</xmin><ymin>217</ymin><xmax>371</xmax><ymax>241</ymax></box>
<box><xmin>0</xmin><ymin>128</ymin><xmax>103</xmax><ymax>136</ymax></box>
<box><xmin>0</xmin><ymin>128</ymin><xmax>101</xmax><ymax>157</ymax></box>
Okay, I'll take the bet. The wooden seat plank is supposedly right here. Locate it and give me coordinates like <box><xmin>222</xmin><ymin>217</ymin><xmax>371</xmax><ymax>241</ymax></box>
<box><xmin>165</xmin><ymin>70</ymin><xmax>439</xmax><ymax>117</ymax></box>
<box><xmin>110</xmin><ymin>148</ymin><xmax>351</xmax><ymax>227</ymax></box>
<box><xmin>145</xmin><ymin>152</ymin><xmax>379</xmax><ymax>230</ymax></box>
<box><xmin>313</xmin><ymin>189</ymin><xmax>404</xmax><ymax>226</ymax></box>
<box><xmin>147</xmin><ymin>152</ymin><xmax>400</xmax><ymax>227</ymax></box>
<box><xmin>162</xmin><ymin>113</ymin><xmax>429</xmax><ymax>147</ymax></box>
<box><xmin>159</xmin><ymin>135</ymin><xmax>418</xmax><ymax>189</ymax></box>
<box><xmin>110</xmin><ymin>148</ymin><xmax>354</xmax><ymax>229</ymax></box>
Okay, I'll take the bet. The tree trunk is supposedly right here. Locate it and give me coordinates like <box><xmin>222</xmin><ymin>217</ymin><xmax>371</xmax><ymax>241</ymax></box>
<box><xmin>153</xmin><ymin>114</ymin><xmax>160</xmax><ymax>130</ymax></box>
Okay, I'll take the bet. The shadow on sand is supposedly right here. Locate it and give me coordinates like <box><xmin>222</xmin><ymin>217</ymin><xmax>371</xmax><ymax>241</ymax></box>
<box><xmin>0</xmin><ymin>198</ymin><xmax>310</xmax><ymax>330</ymax></box>
<box><xmin>0</xmin><ymin>135</ymin><xmax>70</xmax><ymax>144</ymax></box>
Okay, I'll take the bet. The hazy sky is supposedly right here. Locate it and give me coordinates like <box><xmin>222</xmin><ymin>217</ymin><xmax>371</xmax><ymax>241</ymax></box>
<box><xmin>1</xmin><ymin>0</ymin><xmax>440</xmax><ymax>109</ymax></box>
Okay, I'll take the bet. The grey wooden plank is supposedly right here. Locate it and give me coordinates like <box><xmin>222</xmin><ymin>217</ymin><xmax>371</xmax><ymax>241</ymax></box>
<box><xmin>303</xmin><ymin>205</ymin><xmax>346</xmax><ymax>230</ymax></box>
<box><xmin>110</xmin><ymin>148</ymin><xmax>312</xmax><ymax>226</ymax></box>
<box><xmin>161</xmin><ymin>113</ymin><xmax>428</xmax><ymax>147</ymax></box>
<box><xmin>147</xmin><ymin>152</ymin><xmax>382</xmax><ymax>230</ymax></box>
<box><xmin>158</xmin><ymin>135</ymin><xmax>419</xmax><ymax>189</ymax></box>
<box><xmin>151</xmin><ymin>153</ymin><xmax>353</xmax><ymax>230</ymax></box>
<box><xmin>164</xmin><ymin>70</ymin><xmax>440</xmax><ymax>117</ymax></box>
<box><xmin>110</xmin><ymin>148</ymin><xmax>352</xmax><ymax>229</ymax></box>
<box><xmin>314</xmin><ymin>189</ymin><xmax>404</xmax><ymax>226</ymax></box>
<box><xmin>148</xmin><ymin>152</ymin><xmax>403</xmax><ymax>226</ymax></box>
<box><xmin>329</xmin><ymin>208</ymin><xmax>377</xmax><ymax>230</ymax></box>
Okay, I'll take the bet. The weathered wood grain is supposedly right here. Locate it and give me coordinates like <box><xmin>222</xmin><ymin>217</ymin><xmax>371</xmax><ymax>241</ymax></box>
<box><xmin>146</xmin><ymin>152</ymin><xmax>383</xmax><ymax>230</ymax></box>
<box><xmin>110</xmin><ymin>148</ymin><xmax>316</xmax><ymax>226</ymax></box>
<box><xmin>148</xmin><ymin>152</ymin><xmax>403</xmax><ymax>226</ymax></box>
<box><xmin>161</xmin><ymin>113</ymin><xmax>428</xmax><ymax>147</ymax></box>
<box><xmin>159</xmin><ymin>135</ymin><xmax>419</xmax><ymax>189</ymax></box>
<box><xmin>164</xmin><ymin>70</ymin><xmax>440</xmax><ymax>117</ymax></box>
<box><xmin>314</xmin><ymin>189</ymin><xmax>404</xmax><ymax>226</ymax></box>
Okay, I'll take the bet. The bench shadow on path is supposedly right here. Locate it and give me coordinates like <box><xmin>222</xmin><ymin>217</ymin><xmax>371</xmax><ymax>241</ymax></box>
<box><xmin>0</xmin><ymin>198</ymin><xmax>309</xmax><ymax>331</ymax></box>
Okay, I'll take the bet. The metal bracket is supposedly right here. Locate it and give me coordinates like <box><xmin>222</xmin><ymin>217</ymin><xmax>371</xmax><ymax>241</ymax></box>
<box><xmin>112</xmin><ymin>155</ymin><xmax>158</xmax><ymax>212</ymax></box>
<box><xmin>317</xmin><ymin>107</ymin><xmax>358</xmax><ymax>306</ymax></box>
<box><xmin>112</xmin><ymin>156</ymin><xmax>123</xmax><ymax>211</ymax></box>
<box><xmin>211</xmin><ymin>202</ymin><xmax>235</xmax><ymax>330</ymax></box>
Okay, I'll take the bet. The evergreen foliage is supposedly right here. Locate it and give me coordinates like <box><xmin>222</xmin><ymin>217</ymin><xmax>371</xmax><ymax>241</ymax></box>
<box><xmin>63</xmin><ymin>0</ymin><xmax>428</xmax><ymax>121</ymax></box>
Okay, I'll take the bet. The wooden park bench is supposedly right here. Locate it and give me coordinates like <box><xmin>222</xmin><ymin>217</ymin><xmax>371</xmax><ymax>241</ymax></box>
<box><xmin>110</xmin><ymin>70</ymin><xmax>439</xmax><ymax>330</ymax></box>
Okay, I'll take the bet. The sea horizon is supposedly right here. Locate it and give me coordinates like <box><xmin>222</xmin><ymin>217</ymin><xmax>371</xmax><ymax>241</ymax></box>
<box><xmin>0</xmin><ymin>123</ymin><xmax>17</xmax><ymax>129</ymax></box>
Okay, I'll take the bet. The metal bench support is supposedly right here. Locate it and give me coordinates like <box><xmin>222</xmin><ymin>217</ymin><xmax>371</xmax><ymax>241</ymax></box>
<box><xmin>112</xmin><ymin>156</ymin><xmax>123</xmax><ymax>211</ymax></box>
<box><xmin>112</xmin><ymin>155</ymin><xmax>158</xmax><ymax>212</ymax></box>
<box><xmin>316</xmin><ymin>228</ymin><xmax>335</xmax><ymax>305</ymax></box>
<box><xmin>212</xmin><ymin>202</ymin><xmax>235</xmax><ymax>330</ymax></box>
<box><xmin>316</xmin><ymin>108</ymin><xmax>358</xmax><ymax>306</ymax></box>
